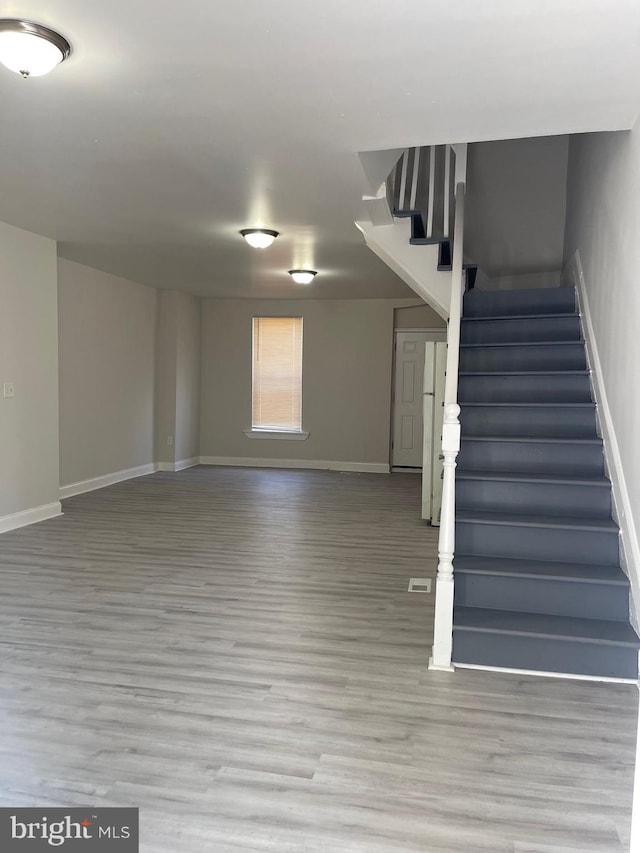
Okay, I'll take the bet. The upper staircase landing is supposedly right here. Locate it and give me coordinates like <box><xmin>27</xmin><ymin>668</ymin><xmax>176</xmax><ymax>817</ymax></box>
<box><xmin>356</xmin><ymin>144</ymin><xmax>469</xmax><ymax>319</ymax></box>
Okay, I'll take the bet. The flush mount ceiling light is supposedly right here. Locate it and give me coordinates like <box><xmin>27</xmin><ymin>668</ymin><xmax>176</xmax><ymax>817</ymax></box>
<box><xmin>288</xmin><ymin>269</ymin><xmax>317</xmax><ymax>285</ymax></box>
<box><xmin>240</xmin><ymin>228</ymin><xmax>279</xmax><ymax>249</ymax></box>
<box><xmin>0</xmin><ymin>20</ymin><xmax>71</xmax><ymax>78</ymax></box>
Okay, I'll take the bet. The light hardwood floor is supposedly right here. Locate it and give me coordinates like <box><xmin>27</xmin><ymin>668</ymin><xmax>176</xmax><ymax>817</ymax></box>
<box><xmin>0</xmin><ymin>466</ymin><xmax>636</xmax><ymax>852</ymax></box>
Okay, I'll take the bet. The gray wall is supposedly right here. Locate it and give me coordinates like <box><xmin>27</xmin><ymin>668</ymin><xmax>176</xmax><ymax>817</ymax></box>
<box><xmin>155</xmin><ymin>290</ymin><xmax>178</xmax><ymax>466</ymax></box>
<box><xmin>0</xmin><ymin>222</ymin><xmax>59</xmax><ymax>518</ymax></box>
<box><xmin>394</xmin><ymin>303</ymin><xmax>446</xmax><ymax>329</ymax></box>
<box><xmin>175</xmin><ymin>292</ymin><xmax>201</xmax><ymax>462</ymax></box>
<box><xmin>155</xmin><ymin>290</ymin><xmax>202</xmax><ymax>465</ymax></box>
<box><xmin>466</xmin><ymin>135</ymin><xmax>569</xmax><ymax>287</ymax></box>
<box><xmin>58</xmin><ymin>258</ymin><xmax>157</xmax><ymax>486</ymax></box>
<box><xmin>563</xmin><ymin>122</ymin><xmax>640</xmax><ymax>594</ymax></box>
<box><xmin>200</xmin><ymin>298</ymin><xmax>416</xmax><ymax>466</ymax></box>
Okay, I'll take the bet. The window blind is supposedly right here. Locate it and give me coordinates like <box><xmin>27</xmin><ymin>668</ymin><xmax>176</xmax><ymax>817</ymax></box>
<box><xmin>252</xmin><ymin>316</ymin><xmax>303</xmax><ymax>431</ymax></box>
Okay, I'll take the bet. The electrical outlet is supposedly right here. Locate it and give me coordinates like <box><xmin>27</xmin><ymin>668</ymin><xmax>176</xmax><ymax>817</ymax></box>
<box><xmin>167</xmin><ymin>435</ymin><xmax>174</xmax><ymax>446</ymax></box>
<box><xmin>3</xmin><ymin>382</ymin><xmax>15</xmax><ymax>398</ymax></box>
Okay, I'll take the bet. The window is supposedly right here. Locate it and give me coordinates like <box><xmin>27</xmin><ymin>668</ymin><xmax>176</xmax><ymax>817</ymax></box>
<box><xmin>251</xmin><ymin>316</ymin><xmax>303</xmax><ymax>432</ymax></box>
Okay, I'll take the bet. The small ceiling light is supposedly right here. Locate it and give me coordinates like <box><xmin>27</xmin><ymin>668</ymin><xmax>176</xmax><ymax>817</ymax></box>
<box><xmin>0</xmin><ymin>20</ymin><xmax>71</xmax><ymax>78</ymax></box>
<box><xmin>289</xmin><ymin>270</ymin><xmax>317</xmax><ymax>285</ymax></box>
<box><xmin>240</xmin><ymin>228</ymin><xmax>279</xmax><ymax>249</ymax></box>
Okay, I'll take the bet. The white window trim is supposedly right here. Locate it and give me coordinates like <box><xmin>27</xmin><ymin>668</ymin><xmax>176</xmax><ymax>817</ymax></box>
<box><xmin>252</xmin><ymin>315</ymin><xmax>304</xmax><ymax>433</ymax></box>
<box><xmin>243</xmin><ymin>429</ymin><xmax>310</xmax><ymax>441</ymax></box>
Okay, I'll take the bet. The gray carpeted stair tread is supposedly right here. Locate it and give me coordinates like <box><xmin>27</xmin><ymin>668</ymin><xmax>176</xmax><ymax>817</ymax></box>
<box><xmin>456</xmin><ymin>469</ymin><xmax>610</xmax><ymax>486</ymax></box>
<box><xmin>454</xmin><ymin>554</ymin><xmax>627</xmax><ymax>584</ymax></box>
<box><xmin>456</xmin><ymin>509</ymin><xmax>618</xmax><ymax>531</ymax></box>
<box><xmin>461</xmin><ymin>401</ymin><xmax>594</xmax><ymax>408</ymax></box>
<box><xmin>460</xmin><ymin>435</ymin><xmax>602</xmax><ymax>445</ymax></box>
<box><xmin>454</xmin><ymin>607</ymin><xmax>640</xmax><ymax>647</ymax></box>
<box><xmin>460</xmin><ymin>340</ymin><xmax>584</xmax><ymax>349</ymax></box>
<box><xmin>461</xmin><ymin>312</ymin><xmax>580</xmax><ymax>322</ymax></box>
<box><xmin>459</xmin><ymin>370</ymin><xmax>590</xmax><ymax>377</ymax></box>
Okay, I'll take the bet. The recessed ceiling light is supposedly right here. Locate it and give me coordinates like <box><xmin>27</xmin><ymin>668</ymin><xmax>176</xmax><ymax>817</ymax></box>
<box><xmin>288</xmin><ymin>270</ymin><xmax>317</xmax><ymax>285</ymax></box>
<box><xmin>0</xmin><ymin>20</ymin><xmax>71</xmax><ymax>78</ymax></box>
<box><xmin>240</xmin><ymin>228</ymin><xmax>279</xmax><ymax>249</ymax></box>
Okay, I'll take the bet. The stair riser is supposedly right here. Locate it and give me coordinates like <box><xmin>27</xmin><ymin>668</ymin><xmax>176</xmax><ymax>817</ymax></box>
<box><xmin>463</xmin><ymin>288</ymin><xmax>576</xmax><ymax>318</ymax></box>
<box><xmin>458</xmin><ymin>439</ymin><xmax>605</xmax><ymax>477</ymax></box>
<box><xmin>452</xmin><ymin>631</ymin><xmax>638</xmax><ymax>679</ymax></box>
<box><xmin>461</xmin><ymin>316</ymin><xmax>581</xmax><ymax>345</ymax></box>
<box><xmin>460</xmin><ymin>405</ymin><xmax>597</xmax><ymax>438</ymax></box>
<box><xmin>454</xmin><ymin>573</ymin><xmax>629</xmax><ymax>621</ymax></box>
<box><xmin>456</xmin><ymin>479</ymin><xmax>611</xmax><ymax>519</ymax></box>
<box><xmin>458</xmin><ymin>374</ymin><xmax>592</xmax><ymax>404</ymax></box>
<box><xmin>394</xmin><ymin>210</ymin><xmax>425</xmax><ymax>240</ymax></box>
<box><xmin>459</xmin><ymin>344</ymin><xmax>587</xmax><ymax>372</ymax></box>
<box><xmin>456</xmin><ymin>520</ymin><xmax>619</xmax><ymax>565</ymax></box>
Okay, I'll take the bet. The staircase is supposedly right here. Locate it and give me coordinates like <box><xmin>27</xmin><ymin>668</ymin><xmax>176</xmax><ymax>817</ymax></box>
<box><xmin>452</xmin><ymin>285</ymin><xmax>640</xmax><ymax>680</ymax></box>
<box><xmin>356</xmin><ymin>144</ymin><xmax>639</xmax><ymax>680</ymax></box>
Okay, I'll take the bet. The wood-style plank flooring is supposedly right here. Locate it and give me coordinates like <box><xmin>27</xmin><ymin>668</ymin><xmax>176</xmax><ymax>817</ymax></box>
<box><xmin>0</xmin><ymin>466</ymin><xmax>636</xmax><ymax>852</ymax></box>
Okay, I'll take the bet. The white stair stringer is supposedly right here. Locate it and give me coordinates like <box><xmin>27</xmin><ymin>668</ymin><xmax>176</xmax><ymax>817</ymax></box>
<box><xmin>355</xmin><ymin>217</ymin><xmax>450</xmax><ymax>319</ymax></box>
<box><xmin>361</xmin><ymin>182</ymin><xmax>394</xmax><ymax>226</ymax></box>
<box><xmin>358</xmin><ymin>149</ymin><xmax>403</xmax><ymax>226</ymax></box>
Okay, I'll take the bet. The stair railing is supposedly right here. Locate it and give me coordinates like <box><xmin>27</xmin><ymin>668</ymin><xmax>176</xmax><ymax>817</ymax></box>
<box><xmin>393</xmin><ymin>145</ymin><xmax>456</xmax><ymax>241</ymax></box>
<box><xmin>429</xmin><ymin>143</ymin><xmax>468</xmax><ymax>672</ymax></box>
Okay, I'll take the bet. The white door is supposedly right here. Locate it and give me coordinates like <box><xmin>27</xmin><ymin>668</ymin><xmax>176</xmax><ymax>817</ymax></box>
<box><xmin>392</xmin><ymin>332</ymin><xmax>432</xmax><ymax>468</ymax></box>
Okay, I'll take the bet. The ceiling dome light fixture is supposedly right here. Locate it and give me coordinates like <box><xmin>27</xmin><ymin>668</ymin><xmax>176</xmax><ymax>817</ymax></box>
<box><xmin>240</xmin><ymin>228</ymin><xmax>279</xmax><ymax>249</ymax></box>
<box><xmin>0</xmin><ymin>19</ymin><xmax>71</xmax><ymax>78</ymax></box>
<box><xmin>289</xmin><ymin>269</ymin><xmax>317</xmax><ymax>285</ymax></box>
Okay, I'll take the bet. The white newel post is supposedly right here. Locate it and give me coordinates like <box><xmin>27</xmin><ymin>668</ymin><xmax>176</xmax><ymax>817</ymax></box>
<box><xmin>429</xmin><ymin>403</ymin><xmax>460</xmax><ymax>671</ymax></box>
<box><xmin>428</xmin><ymin>160</ymin><xmax>467</xmax><ymax>673</ymax></box>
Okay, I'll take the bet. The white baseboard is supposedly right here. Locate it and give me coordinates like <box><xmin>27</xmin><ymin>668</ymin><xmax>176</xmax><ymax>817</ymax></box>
<box><xmin>568</xmin><ymin>250</ymin><xmax>640</xmax><ymax>631</ymax></box>
<box><xmin>175</xmin><ymin>457</ymin><xmax>199</xmax><ymax>472</ymax></box>
<box><xmin>157</xmin><ymin>457</ymin><xmax>199</xmax><ymax>473</ymax></box>
<box><xmin>0</xmin><ymin>501</ymin><xmax>63</xmax><ymax>535</ymax></box>
<box><xmin>59</xmin><ymin>463</ymin><xmax>158</xmax><ymax>500</ymax></box>
<box><xmin>199</xmin><ymin>456</ymin><xmax>390</xmax><ymax>474</ymax></box>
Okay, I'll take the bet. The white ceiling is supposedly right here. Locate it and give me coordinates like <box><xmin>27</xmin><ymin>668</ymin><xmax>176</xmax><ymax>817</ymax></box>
<box><xmin>0</xmin><ymin>0</ymin><xmax>639</xmax><ymax>299</ymax></box>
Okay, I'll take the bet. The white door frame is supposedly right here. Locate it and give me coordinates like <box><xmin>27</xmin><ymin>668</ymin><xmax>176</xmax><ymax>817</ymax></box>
<box><xmin>391</xmin><ymin>331</ymin><xmax>434</xmax><ymax>470</ymax></box>
<box><xmin>391</xmin><ymin>328</ymin><xmax>447</xmax><ymax>518</ymax></box>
